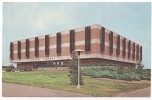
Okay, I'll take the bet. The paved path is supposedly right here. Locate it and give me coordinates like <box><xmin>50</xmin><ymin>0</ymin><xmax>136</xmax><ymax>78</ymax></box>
<box><xmin>116</xmin><ymin>87</ymin><xmax>151</xmax><ymax>97</ymax></box>
<box><xmin>2</xmin><ymin>83</ymin><xmax>89</xmax><ymax>97</ymax></box>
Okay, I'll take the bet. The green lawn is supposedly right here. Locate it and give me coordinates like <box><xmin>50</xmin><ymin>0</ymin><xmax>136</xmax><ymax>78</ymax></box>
<box><xmin>2</xmin><ymin>71</ymin><xmax>150</xmax><ymax>96</ymax></box>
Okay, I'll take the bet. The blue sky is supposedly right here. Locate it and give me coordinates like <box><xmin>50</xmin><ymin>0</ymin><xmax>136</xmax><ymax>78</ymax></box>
<box><xmin>3</xmin><ymin>2</ymin><xmax>151</xmax><ymax>68</ymax></box>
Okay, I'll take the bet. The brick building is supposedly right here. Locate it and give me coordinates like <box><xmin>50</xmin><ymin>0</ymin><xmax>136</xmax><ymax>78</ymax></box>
<box><xmin>10</xmin><ymin>24</ymin><xmax>142</xmax><ymax>69</ymax></box>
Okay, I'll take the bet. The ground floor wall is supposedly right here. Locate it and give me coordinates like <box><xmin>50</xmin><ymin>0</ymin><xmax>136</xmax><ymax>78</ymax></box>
<box><xmin>16</xmin><ymin>58</ymin><xmax>137</xmax><ymax>70</ymax></box>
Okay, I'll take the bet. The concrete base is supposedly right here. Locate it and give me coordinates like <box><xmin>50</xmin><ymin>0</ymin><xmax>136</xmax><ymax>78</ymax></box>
<box><xmin>76</xmin><ymin>86</ymin><xmax>81</xmax><ymax>89</ymax></box>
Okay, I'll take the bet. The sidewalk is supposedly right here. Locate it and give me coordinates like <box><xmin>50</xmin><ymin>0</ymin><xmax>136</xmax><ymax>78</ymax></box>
<box><xmin>116</xmin><ymin>87</ymin><xmax>151</xmax><ymax>97</ymax></box>
<box><xmin>2</xmin><ymin>83</ymin><xmax>89</xmax><ymax>97</ymax></box>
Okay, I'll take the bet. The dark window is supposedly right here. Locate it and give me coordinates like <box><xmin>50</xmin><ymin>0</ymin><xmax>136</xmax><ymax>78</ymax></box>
<box><xmin>140</xmin><ymin>46</ymin><xmax>142</xmax><ymax>62</ymax></box>
<box><xmin>70</xmin><ymin>30</ymin><xmax>75</xmax><ymax>53</ymax></box>
<box><xmin>85</xmin><ymin>26</ymin><xmax>91</xmax><ymax>52</ymax></box>
<box><xmin>10</xmin><ymin>42</ymin><xmax>14</xmax><ymax>60</ymax></box>
<box><xmin>128</xmin><ymin>40</ymin><xmax>131</xmax><ymax>59</ymax></box>
<box><xmin>109</xmin><ymin>31</ymin><xmax>113</xmax><ymax>54</ymax></box>
<box><xmin>45</xmin><ymin>35</ymin><xmax>49</xmax><ymax>56</ymax></box>
<box><xmin>123</xmin><ymin>38</ymin><xmax>126</xmax><ymax>57</ymax></box>
<box><xmin>116</xmin><ymin>35</ymin><xmax>120</xmax><ymax>56</ymax></box>
<box><xmin>18</xmin><ymin>41</ymin><xmax>21</xmax><ymax>59</ymax></box>
<box><xmin>26</xmin><ymin>39</ymin><xmax>29</xmax><ymax>58</ymax></box>
<box><xmin>35</xmin><ymin>37</ymin><xmax>39</xmax><ymax>57</ymax></box>
<box><xmin>56</xmin><ymin>32</ymin><xmax>61</xmax><ymax>56</ymax></box>
<box><xmin>100</xmin><ymin>27</ymin><xmax>105</xmax><ymax>51</ymax></box>
<box><xmin>132</xmin><ymin>43</ymin><xmax>135</xmax><ymax>60</ymax></box>
<box><xmin>136</xmin><ymin>45</ymin><xmax>139</xmax><ymax>61</ymax></box>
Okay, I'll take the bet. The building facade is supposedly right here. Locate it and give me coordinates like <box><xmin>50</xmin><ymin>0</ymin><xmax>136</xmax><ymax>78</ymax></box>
<box><xmin>10</xmin><ymin>24</ymin><xmax>142</xmax><ymax>69</ymax></box>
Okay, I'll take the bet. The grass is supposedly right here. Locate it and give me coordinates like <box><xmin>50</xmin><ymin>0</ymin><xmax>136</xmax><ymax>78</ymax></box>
<box><xmin>2</xmin><ymin>71</ymin><xmax>150</xmax><ymax>96</ymax></box>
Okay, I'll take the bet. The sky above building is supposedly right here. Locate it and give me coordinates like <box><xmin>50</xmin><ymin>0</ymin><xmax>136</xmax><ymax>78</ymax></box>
<box><xmin>3</xmin><ymin>2</ymin><xmax>151</xmax><ymax>68</ymax></box>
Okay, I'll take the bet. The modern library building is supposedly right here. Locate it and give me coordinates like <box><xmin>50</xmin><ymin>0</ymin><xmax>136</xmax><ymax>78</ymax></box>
<box><xmin>10</xmin><ymin>24</ymin><xmax>142</xmax><ymax>69</ymax></box>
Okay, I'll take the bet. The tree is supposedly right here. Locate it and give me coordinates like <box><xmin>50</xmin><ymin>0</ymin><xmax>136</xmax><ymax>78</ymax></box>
<box><xmin>68</xmin><ymin>58</ymin><xmax>84</xmax><ymax>85</ymax></box>
<box><xmin>136</xmin><ymin>63</ymin><xmax>150</xmax><ymax>80</ymax></box>
<box><xmin>137</xmin><ymin>63</ymin><xmax>144</xmax><ymax>70</ymax></box>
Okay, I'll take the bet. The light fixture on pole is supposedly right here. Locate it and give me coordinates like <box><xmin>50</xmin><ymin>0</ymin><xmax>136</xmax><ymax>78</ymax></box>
<box><xmin>73</xmin><ymin>49</ymin><xmax>84</xmax><ymax>88</ymax></box>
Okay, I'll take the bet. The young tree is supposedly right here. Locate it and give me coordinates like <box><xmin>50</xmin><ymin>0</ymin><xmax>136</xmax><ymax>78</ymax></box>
<box><xmin>68</xmin><ymin>58</ymin><xmax>84</xmax><ymax>85</ymax></box>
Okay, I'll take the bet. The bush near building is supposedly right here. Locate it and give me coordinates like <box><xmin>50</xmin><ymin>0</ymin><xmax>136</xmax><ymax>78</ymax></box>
<box><xmin>82</xmin><ymin>65</ymin><xmax>151</xmax><ymax>81</ymax></box>
<box><xmin>2</xmin><ymin>65</ymin><xmax>15</xmax><ymax>72</ymax></box>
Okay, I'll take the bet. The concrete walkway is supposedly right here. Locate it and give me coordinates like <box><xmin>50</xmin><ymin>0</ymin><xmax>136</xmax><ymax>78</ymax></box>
<box><xmin>116</xmin><ymin>87</ymin><xmax>151</xmax><ymax>97</ymax></box>
<box><xmin>2</xmin><ymin>83</ymin><xmax>89</xmax><ymax>97</ymax></box>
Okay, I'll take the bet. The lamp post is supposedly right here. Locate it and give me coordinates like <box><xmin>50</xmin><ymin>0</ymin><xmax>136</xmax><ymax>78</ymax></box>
<box><xmin>135</xmin><ymin>64</ymin><xmax>138</xmax><ymax>69</ymax></box>
<box><xmin>73</xmin><ymin>49</ymin><xmax>84</xmax><ymax>88</ymax></box>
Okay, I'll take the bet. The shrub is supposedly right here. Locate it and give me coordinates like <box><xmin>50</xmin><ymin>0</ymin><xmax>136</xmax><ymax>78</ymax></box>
<box><xmin>118</xmin><ymin>72</ymin><xmax>140</xmax><ymax>81</ymax></box>
<box><xmin>5</xmin><ymin>66</ymin><xmax>15</xmax><ymax>72</ymax></box>
<box><xmin>82</xmin><ymin>67</ymin><xmax>148</xmax><ymax>81</ymax></box>
<box><xmin>19</xmin><ymin>67</ymin><xmax>32</xmax><ymax>72</ymax></box>
<box><xmin>6</xmin><ymin>67</ymin><xmax>13</xmax><ymax>72</ymax></box>
<box><xmin>139</xmin><ymin>69</ymin><xmax>151</xmax><ymax>80</ymax></box>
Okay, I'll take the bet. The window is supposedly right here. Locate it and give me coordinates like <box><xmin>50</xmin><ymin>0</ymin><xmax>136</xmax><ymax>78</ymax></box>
<box><xmin>10</xmin><ymin>42</ymin><xmax>14</xmax><ymax>60</ymax></box>
<box><xmin>70</xmin><ymin>30</ymin><xmax>75</xmax><ymax>53</ymax></box>
<box><xmin>26</xmin><ymin>39</ymin><xmax>29</xmax><ymax>58</ymax></box>
<box><xmin>18</xmin><ymin>41</ymin><xmax>21</xmax><ymax>59</ymax></box>
<box><xmin>61</xmin><ymin>62</ymin><xmax>63</xmax><ymax>65</ymax></box>
<box><xmin>132</xmin><ymin>43</ymin><xmax>135</xmax><ymax>60</ymax></box>
<box><xmin>35</xmin><ymin>37</ymin><xmax>39</xmax><ymax>57</ymax></box>
<box><xmin>128</xmin><ymin>40</ymin><xmax>131</xmax><ymax>59</ymax></box>
<box><xmin>109</xmin><ymin>31</ymin><xmax>113</xmax><ymax>54</ymax></box>
<box><xmin>100</xmin><ymin>27</ymin><xmax>105</xmax><ymax>51</ymax></box>
<box><xmin>85</xmin><ymin>26</ymin><xmax>91</xmax><ymax>52</ymax></box>
<box><xmin>56</xmin><ymin>62</ymin><xmax>59</xmax><ymax>65</ymax></box>
<box><xmin>116</xmin><ymin>35</ymin><xmax>120</xmax><ymax>56</ymax></box>
<box><xmin>56</xmin><ymin>32</ymin><xmax>61</xmax><ymax>56</ymax></box>
<box><xmin>45</xmin><ymin>35</ymin><xmax>49</xmax><ymax>56</ymax></box>
<box><xmin>140</xmin><ymin>46</ymin><xmax>142</xmax><ymax>62</ymax></box>
<box><xmin>136</xmin><ymin>45</ymin><xmax>139</xmax><ymax>60</ymax></box>
<box><xmin>123</xmin><ymin>38</ymin><xmax>126</xmax><ymax>57</ymax></box>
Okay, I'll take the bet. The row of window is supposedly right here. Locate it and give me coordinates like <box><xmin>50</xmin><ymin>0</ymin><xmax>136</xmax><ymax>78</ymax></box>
<box><xmin>10</xmin><ymin>26</ymin><xmax>91</xmax><ymax>60</ymax></box>
<box><xmin>100</xmin><ymin>27</ymin><xmax>142</xmax><ymax>61</ymax></box>
<box><xmin>31</xmin><ymin>57</ymin><xmax>56</xmax><ymax>61</ymax></box>
<box><xmin>34</xmin><ymin>62</ymin><xmax>64</xmax><ymax>67</ymax></box>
